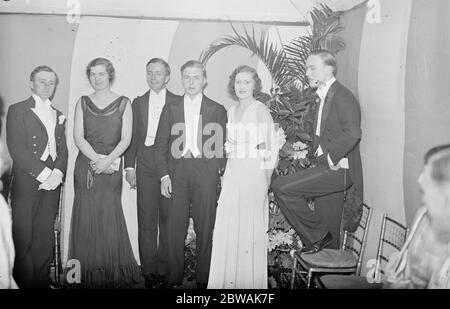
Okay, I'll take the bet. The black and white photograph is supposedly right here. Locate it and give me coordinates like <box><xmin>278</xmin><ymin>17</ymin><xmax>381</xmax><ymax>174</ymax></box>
<box><xmin>1</xmin><ymin>0</ymin><xmax>450</xmax><ymax>296</ymax></box>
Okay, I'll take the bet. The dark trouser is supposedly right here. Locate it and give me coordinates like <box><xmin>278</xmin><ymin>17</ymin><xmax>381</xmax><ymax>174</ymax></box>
<box><xmin>271</xmin><ymin>164</ymin><xmax>352</xmax><ymax>248</ymax></box>
<box><xmin>313</xmin><ymin>191</ymin><xmax>345</xmax><ymax>249</ymax></box>
<box><xmin>136</xmin><ymin>163</ymin><xmax>168</xmax><ymax>278</ymax></box>
<box><xmin>11</xmin><ymin>158</ymin><xmax>61</xmax><ymax>289</ymax></box>
<box><xmin>166</xmin><ymin>157</ymin><xmax>218</xmax><ymax>285</ymax></box>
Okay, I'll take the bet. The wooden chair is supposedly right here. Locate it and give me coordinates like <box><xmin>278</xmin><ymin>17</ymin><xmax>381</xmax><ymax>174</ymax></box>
<box><xmin>290</xmin><ymin>203</ymin><xmax>372</xmax><ymax>289</ymax></box>
<box><xmin>50</xmin><ymin>185</ymin><xmax>64</xmax><ymax>286</ymax></box>
<box><xmin>319</xmin><ymin>213</ymin><xmax>408</xmax><ymax>289</ymax></box>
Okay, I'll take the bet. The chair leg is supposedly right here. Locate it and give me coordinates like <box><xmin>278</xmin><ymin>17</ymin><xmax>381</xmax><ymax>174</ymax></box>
<box><xmin>54</xmin><ymin>229</ymin><xmax>60</xmax><ymax>284</ymax></box>
<box><xmin>306</xmin><ymin>271</ymin><xmax>313</xmax><ymax>289</ymax></box>
<box><xmin>290</xmin><ymin>258</ymin><xmax>297</xmax><ymax>289</ymax></box>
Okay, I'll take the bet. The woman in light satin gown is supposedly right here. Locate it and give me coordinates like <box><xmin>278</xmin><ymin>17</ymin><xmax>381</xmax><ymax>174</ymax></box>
<box><xmin>208</xmin><ymin>65</ymin><xmax>279</xmax><ymax>289</ymax></box>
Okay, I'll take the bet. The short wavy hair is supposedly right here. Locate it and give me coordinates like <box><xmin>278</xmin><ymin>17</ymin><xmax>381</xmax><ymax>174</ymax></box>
<box><xmin>147</xmin><ymin>58</ymin><xmax>171</xmax><ymax>76</ymax></box>
<box><xmin>30</xmin><ymin>65</ymin><xmax>59</xmax><ymax>85</ymax></box>
<box><xmin>309</xmin><ymin>49</ymin><xmax>337</xmax><ymax>76</ymax></box>
<box><xmin>180</xmin><ymin>60</ymin><xmax>207</xmax><ymax>78</ymax></box>
<box><xmin>425</xmin><ymin>144</ymin><xmax>450</xmax><ymax>185</ymax></box>
<box><xmin>86</xmin><ymin>57</ymin><xmax>115</xmax><ymax>84</ymax></box>
<box><xmin>227</xmin><ymin>65</ymin><xmax>262</xmax><ymax>101</ymax></box>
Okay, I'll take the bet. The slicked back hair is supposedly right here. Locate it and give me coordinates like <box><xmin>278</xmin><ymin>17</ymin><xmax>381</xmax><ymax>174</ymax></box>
<box><xmin>180</xmin><ymin>60</ymin><xmax>207</xmax><ymax>79</ymax></box>
<box><xmin>146</xmin><ymin>58</ymin><xmax>171</xmax><ymax>76</ymax></box>
<box><xmin>30</xmin><ymin>65</ymin><xmax>59</xmax><ymax>85</ymax></box>
<box><xmin>424</xmin><ymin>144</ymin><xmax>450</xmax><ymax>186</ymax></box>
<box><xmin>309</xmin><ymin>49</ymin><xmax>337</xmax><ymax>76</ymax></box>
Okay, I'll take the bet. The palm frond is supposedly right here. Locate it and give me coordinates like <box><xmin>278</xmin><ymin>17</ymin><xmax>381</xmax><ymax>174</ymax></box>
<box><xmin>199</xmin><ymin>24</ymin><xmax>293</xmax><ymax>89</ymax></box>
<box><xmin>284</xmin><ymin>36</ymin><xmax>312</xmax><ymax>90</ymax></box>
<box><xmin>309</xmin><ymin>4</ymin><xmax>345</xmax><ymax>54</ymax></box>
<box><xmin>198</xmin><ymin>4</ymin><xmax>345</xmax><ymax>101</ymax></box>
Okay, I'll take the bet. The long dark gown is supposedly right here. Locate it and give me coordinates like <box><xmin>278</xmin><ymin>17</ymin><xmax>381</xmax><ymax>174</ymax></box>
<box><xmin>68</xmin><ymin>96</ymin><xmax>142</xmax><ymax>288</ymax></box>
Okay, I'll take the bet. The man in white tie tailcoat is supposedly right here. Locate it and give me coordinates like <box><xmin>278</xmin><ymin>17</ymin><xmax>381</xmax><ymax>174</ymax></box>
<box><xmin>6</xmin><ymin>65</ymin><xmax>68</xmax><ymax>288</ymax></box>
<box><xmin>154</xmin><ymin>60</ymin><xmax>227</xmax><ymax>289</ymax></box>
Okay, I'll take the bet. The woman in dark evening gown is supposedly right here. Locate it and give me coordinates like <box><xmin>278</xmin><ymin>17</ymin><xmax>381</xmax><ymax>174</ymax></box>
<box><xmin>68</xmin><ymin>58</ymin><xmax>142</xmax><ymax>288</ymax></box>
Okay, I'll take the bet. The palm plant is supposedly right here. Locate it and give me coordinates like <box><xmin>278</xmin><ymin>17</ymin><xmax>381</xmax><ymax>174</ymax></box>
<box><xmin>200</xmin><ymin>4</ymin><xmax>347</xmax><ymax>288</ymax></box>
<box><xmin>200</xmin><ymin>4</ymin><xmax>345</xmax><ymax>173</ymax></box>
<box><xmin>200</xmin><ymin>24</ymin><xmax>293</xmax><ymax>91</ymax></box>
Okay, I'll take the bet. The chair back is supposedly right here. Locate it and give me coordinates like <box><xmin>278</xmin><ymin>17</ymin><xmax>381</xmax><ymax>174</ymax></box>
<box><xmin>374</xmin><ymin>214</ymin><xmax>408</xmax><ymax>280</ymax></box>
<box><xmin>341</xmin><ymin>203</ymin><xmax>372</xmax><ymax>275</ymax></box>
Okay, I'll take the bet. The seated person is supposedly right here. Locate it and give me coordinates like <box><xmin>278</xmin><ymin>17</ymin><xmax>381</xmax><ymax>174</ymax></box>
<box><xmin>0</xmin><ymin>194</ymin><xmax>17</xmax><ymax>289</ymax></box>
<box><xmin>385</xmin><ymin>144</ymin><xmax>450</xmax><ymax>289</ymax></box>
<box><xmin>0</xmin><ymin>140</ymin><xmax>18</xmax><ymax>289</ymax></box>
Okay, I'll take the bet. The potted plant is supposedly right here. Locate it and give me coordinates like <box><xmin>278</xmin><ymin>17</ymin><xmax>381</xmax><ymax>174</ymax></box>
<box><xmin>200</xmin><ymin>4</ymin><xmax>351</xmax><ymax>288</ymax></box>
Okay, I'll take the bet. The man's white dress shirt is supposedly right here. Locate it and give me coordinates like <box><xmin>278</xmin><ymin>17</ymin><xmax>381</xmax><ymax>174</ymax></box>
<box><xmin>314</xmin><ymin>77</ymin><xmax>348</xmax><ymax>169</ymax></box>
<box><xmin>161</xmin><ymin>94</ymin><xmax>203</xmax><ymax>182</ymax></box>
<box><xmin>182</xmin><ymin>94</ymin><xmax>202</xmax><ymax>158</ymax></box>
<box><xmin>145</xmin><ymin>88</ymin><xmax>167</xmax><ymax>147</ymax></box>
<box><xmin>31</xmin><ymin>94</ymin><xmax>63</xmax><ymax>183</ymax></box>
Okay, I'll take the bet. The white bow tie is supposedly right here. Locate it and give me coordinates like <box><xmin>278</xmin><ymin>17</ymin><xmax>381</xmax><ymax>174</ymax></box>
<box><xmin>316</xmin><ymin>90</ymin><xmax>326</xmax><ymax>101</ymax></box>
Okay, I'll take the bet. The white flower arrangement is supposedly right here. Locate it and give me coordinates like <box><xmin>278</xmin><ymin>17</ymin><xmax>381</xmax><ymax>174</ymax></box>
<box><xmin>292</xmin><ymin>141</ymin><xmax>307</xmax><ymax>151</ymax></box>
<box><xmin>276</xmin><ymin>127</ymin><xmax>286</xmax><ymax>150</ymax></box>
<box><xmin>290</xmin><ymin>140</ymin><xmax>309</xmax><ymax>160</ymax></box>
<box><xmin>292</xmin><ymin>150</ymin><xmax>308</xmax><ymax>160</ymax></box>
<box><xmin>267</xmin><ymin>228</ymin><xmax>303</xmax><ymax>252</ymax></box>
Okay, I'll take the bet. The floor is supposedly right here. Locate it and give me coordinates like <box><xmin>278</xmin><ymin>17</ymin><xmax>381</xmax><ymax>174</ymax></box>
<box><xmin>49</xmin><ymin>218</ymin><xmax>301</xmax><ymax>289</ymax></box>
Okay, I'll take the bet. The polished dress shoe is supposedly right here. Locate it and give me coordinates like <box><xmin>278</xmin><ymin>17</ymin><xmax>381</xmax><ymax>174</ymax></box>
<box><xmin>145</xmin><ymin>274</ymin><xmax>166</xmax><ymax>289</ymax></box>
<box><xmin>301</xmin><ymin>231</ymin><xmax>332</xmax><ymax>254</ymax></box>
<box><xmin>144</xmin><ymin>275</ymin><xmax>158</xmax><ymax>289</ymax></box>
<box><xmin>155</xmin><ymin>274</ymin><xmax>166</xmax><ymax>289</ymax></box>
<box><xmin>166</xmin><ymin>281</ymin><xmax>183</xmax><ymax>289</ymax></box>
